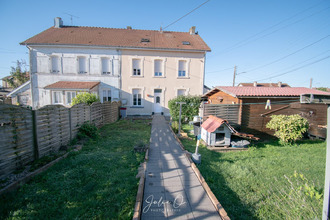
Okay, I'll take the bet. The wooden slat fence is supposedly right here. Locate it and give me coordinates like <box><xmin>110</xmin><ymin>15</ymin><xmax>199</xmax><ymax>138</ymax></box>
<box><xmin>0</xmin><ymin>101</ymin><xmax>121</xmax><ymax>179</ymax></box>
<box><xmin>201</xmin><ymin>104</ymin><xmax>240</xmax><ymax>127</ymax></box>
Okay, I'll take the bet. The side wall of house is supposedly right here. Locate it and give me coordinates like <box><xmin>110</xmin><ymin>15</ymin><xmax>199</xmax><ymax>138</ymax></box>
<box><xmin>29</xmin><ymin>46</ymin><xmax>121</xmax><ymax>109</ymax></box>
<box><xmin>121</xmin><ymin>49</ymin><xmax>206</xmax><ymax>116</ymax></box>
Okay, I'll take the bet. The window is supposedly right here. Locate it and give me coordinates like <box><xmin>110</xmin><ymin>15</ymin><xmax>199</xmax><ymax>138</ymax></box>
<box><xmin>178</xmin><ymin>60</ymin><xmax>186</xmax><ymax>77</ymax></box>
<box><xmin>53</xmin><ymin>91</ymin><xmax>62</xmax><ymax>104</ymax></box>
<box><xmin>132</xmin><ymin>59</ymin><xmax>141</xmax><ymax>76</ymax></box>
<box><xmin>132</xmin><ymin>89</ymin><xmax>142</xmax><ymax>106</ymax></box>
<box><xmin>154</xmin><ymin>60</ymin><xmax>163</xmax><ymax>77</ymax></box>
<box><xmin>102</xmin><ymin>89</ymin><xmax>111</xmax><ymax>102</ymax></box>
<box><xmin>66</xmin><ymin>91</ymin><xmax>76</xmax><ymax>105</ymax></box>
<box><xmin>51</xmin><ymin>56</ymin><xmax>60</xmax><ymax>73</ymax></box>
<box><xmin>177</xmin><ymin>89</ymin><xmax>186</xmax><ymax>96</ymax></box>
<box><xmin>101</xmin><ymin>58</ymin><xmax>111</xmax><ymax>75</ymax></box>
<box><xmin>78</xmin><ymin>57</ymin><xmax>87</xmax><ymax>74</ymax></box>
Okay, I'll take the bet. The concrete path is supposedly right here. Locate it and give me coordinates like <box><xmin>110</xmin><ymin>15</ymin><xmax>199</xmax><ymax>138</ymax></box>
<box><xmin>141</xmin><ymin>115</ymin><xmax>221</xmax><ymax>220</ymax></box>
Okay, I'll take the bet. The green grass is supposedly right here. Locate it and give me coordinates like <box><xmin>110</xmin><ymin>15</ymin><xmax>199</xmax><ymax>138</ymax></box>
<box><xmin>181</xmin><ymin>124</ymin><xmax>326</xmax><ymax>219</ymax></box>
<box><xmin>0</xmin><ymin>119</ymin><xmax>151</xmax><ymax>220</ymax></box>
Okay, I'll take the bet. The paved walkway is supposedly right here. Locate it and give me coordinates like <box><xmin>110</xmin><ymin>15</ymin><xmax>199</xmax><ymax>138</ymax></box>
<box><xmin>141</xmin><ymin>115</ymin><xmax>221</xmax><ymax>220</ymax></box>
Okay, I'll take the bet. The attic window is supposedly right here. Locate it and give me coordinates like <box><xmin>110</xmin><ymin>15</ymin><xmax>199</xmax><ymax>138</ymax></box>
<box><xmin>141</xmin><ymin>38</ymin><xmax>150</xmax><ymax>43</ymax></box>
<box><xmin>182</xmin><ymin>41</ymin><xmax>190</xmax><ymax>45</ymax></box>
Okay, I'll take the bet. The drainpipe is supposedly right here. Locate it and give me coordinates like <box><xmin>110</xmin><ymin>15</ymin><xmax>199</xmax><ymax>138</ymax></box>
<box><xmin>26</xmin><ymin>45</ymin><xmax>35</xmax><ymax>109</ymax></box>
<box><xmin>117</xmin><ymin>49</ymin><xmax>122</xmax><ymax>101</ymax></box>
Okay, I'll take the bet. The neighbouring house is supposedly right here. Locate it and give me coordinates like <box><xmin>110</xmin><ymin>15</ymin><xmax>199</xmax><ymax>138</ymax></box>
<box><xmin>201</xmin><ymin>86</ymin><xmax>330</xmax><ymax>138</ymax></box>
<box><xmin>7</xmin><ymin>80</ymin><xmax>31</xmax><ymax>106</ymax></box>
<box><xmin>238</xmin><ymin>81</ymin><xmax>290</xmax><ymax>88</ymax></box>
<box><xmin>20</xmin><ymin>18</ymin><xmax>121</xmax><ymax>108</ymax></box>
<box><xmin>20</xmin><ymin>17</ymin><xmax>211</xmax><ymax>115</ymax></box>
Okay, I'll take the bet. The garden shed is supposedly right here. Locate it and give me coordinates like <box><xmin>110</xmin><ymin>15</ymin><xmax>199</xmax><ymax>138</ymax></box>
<box><xmin>201</xmin><ymin>115</ymin><xmax>233</xmax><ymax>146</ymax></box>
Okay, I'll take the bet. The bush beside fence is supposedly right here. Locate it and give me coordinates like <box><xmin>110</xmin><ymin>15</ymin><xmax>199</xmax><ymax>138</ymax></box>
<box><xmin>0</xmin><ymin>101</ymin><xmax>121</xmax><ymax>179</ymax></box>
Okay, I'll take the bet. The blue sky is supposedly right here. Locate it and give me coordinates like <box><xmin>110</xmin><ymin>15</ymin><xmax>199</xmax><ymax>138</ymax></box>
<box><xmin>0</xmin><ymin>0</ymin><xmax>329</xmax><ymax>88</ymax></box>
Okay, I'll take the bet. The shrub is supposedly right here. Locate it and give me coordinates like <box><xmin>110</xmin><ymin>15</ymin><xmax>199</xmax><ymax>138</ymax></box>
<box><xmin>77</xmin><ymin>122</ymin><xmax>99</xmax><ymax>140</ymax></box>
<box><xmin>71</xmin><ymin>92</ymin><xmax>100</xmax><ymax>106</ymax></box>
<box><xmin>266</xmin><ymin>114</ymin><xmax>309</xmax><ymax>144</ymax></box>
<box><xmin>171</xmin><ymin>121</ymin><xmax>179</xmax><ymax>133</ymax></box>
<box><xmin>168</xmin><ymin>95</ymin><xmax>201</xmax><ymax>122</ymax></box>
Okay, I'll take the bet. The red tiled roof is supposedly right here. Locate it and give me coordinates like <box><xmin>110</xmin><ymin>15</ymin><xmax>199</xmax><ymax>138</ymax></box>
<box><xmin>238</xmin><ymin>83</ymin><xmax>290</xmax><ymax>87</ymax></box>
<box><xmin>201</xmin><ymin>115</ymin><xmax>228</xmax><ymax>133</ymax></box>
<box><xmin>44</xmin><ymin>81</ymin><xmax>100</xmax><ymax>90</ymax></box>
<box><xmin>20</xmin><ymin>26</ymin><xmax>211</xmax><ymax>52</ymax></box>
<box><xmin>215</xmin><ymin>86</ymin><xmax>330</xmax><ymax>97</ymax></box>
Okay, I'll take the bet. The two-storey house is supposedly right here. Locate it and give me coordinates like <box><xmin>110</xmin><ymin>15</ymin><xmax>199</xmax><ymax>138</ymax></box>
<box><xmin>21</xmin><ymin>17</ymin><xmax>211</xmax><ymax>116</ymax></box>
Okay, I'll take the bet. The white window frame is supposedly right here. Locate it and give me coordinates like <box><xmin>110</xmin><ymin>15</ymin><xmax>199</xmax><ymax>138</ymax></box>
<box><xmin>131</xmin><ymin>88</ymin><xmax>144</xmax><ymax>107</ymax></box>
<box><xmin>153</xmin><ymin>58</ymin><xmax>166</xmax><ymax>78</ymax></box>
<box><xmin>77</xmin><ymin>56</ymin><xmax>88</xmax><ymax>74</ymax></box>
<box><xmin>65</xmin><ymin>91</ymin><xmax>76</xmax><ymax>105</ymax></box>
<box><xmin>52</xmin><ymin>91</ymin><xmax>63</xmax><ymax>104</ymax></box>
<box><xmin>177</xmin><ymin>59</ymin><xmax>190</xmax><ymax>78</ymax></box>
<box><xmin>102</xmin><ymin>89</ymin><xmax>111</xmax><ymax>102</ymax></box>
<box><xmin>101</xmin><ymin>57</ymin><xmax>112</xmax><ymax>75</ymax></box>
<box><xmin>51</xmin><ymin>56</ymin><xmax>61</xmax><ymax>73</ymax></box>
<box><xmin>177</xmin><ymin>89</ymin><xmax>186</xmax><ymax>97</ymax></box>
<box><xmin>131</xmin><ymin>57</ymin><xmax>144</xmax><ymax>77</ymax></box>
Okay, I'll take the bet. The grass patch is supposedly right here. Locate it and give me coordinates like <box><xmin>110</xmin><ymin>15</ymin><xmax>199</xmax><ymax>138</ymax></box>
<box><xmin>0</xmin><ymin>119</ymin><xmax>151</xmax><ymax>219</ymax></box>
<box><xmin>181</xmin><ymin>124</ymin><xmax>326</xmax><ymax>219</ymax></box>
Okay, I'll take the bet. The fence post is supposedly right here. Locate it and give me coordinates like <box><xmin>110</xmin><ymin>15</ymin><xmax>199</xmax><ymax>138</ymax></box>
<box><xmin>69</xmin><ymin>107</ymin><xmax>72</xmax><ymax>142</ymax></box>
<box><xmin>32</xmin><ymin>110</ymin><xmax>39</xmax><ymax>160</ymax></box>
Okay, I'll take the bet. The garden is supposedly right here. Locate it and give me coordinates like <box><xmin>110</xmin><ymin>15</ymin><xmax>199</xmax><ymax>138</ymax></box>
<box><xmin>168</xmin><ymin>95</ymin><xmax>326</xmax><ymax>219</ymax></box>
<box><xmin>0</xmin><ymin>119</ymin><xmax>151</xmax><ymax>219</ymax></box>
<box><xmin>180</xmin><ymin>124</ymin><xmax>325</xmax><ymax>219</ymax></box>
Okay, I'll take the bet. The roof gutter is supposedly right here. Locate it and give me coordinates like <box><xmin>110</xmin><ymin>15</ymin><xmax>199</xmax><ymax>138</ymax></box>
<box><xmin>20</xmin><ymin>43</ymin><xmax>211</xmax><ymax>53</ymax></box>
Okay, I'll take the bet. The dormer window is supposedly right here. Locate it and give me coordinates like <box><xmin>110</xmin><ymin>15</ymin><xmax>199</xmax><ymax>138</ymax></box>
<box><xmin>141</xmin><ymin>38</ymin><xmax>150</xmax><ymax>43</ymax></box>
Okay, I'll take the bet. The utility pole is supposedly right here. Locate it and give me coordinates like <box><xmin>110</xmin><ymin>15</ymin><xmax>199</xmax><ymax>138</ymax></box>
<box><xmin>176</xmin><ymin>102</ymin><xmax>186</xmax><ymax>136</ymax></box>
<box><xmin>323</xmin><ymin>104</ymin><xmax>330</xmax><ymax>220</ymax></box>
<box><xmin>310</xmin><ymin>78</ymin><xmax>313</xmax><ymax>89</ymax></box>
<box><xmin>232</xmin><ymin>66</ymin><xmax>237</xmax><ymax>86</ymax></box>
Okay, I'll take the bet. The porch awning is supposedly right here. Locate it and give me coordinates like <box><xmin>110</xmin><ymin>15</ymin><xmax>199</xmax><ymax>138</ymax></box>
<box><xmin>44</xmin><ymin>81</ymin><xmax>100</xmax><ymax>90</ymax></box>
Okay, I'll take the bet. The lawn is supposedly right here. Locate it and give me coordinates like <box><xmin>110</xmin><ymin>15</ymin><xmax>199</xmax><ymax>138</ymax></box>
<box><xmin>0</xmin><ymin>119</ymin><xmax>151</xmax><ymax>219</ymax></box>
<box><xmin>181</xmin><ymin>124</ymin><xmax>326</xmax><ymax>220</ymax></box>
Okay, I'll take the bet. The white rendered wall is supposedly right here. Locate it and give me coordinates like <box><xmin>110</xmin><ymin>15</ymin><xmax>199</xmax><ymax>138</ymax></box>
<box><xmin>29</xmin><ymin>46</ymin><xmax>120</xmax><ymax>108</ymax></box>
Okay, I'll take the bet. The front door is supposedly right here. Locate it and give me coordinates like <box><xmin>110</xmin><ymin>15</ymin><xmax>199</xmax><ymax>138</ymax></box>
<box><xmin>154</xmin><ymin>89</ymin><xmax>162</xmax><ymax>113</ymax></box>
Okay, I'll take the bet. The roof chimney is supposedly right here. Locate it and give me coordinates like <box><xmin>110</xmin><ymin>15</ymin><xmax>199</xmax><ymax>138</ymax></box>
<box><xmin>127</xmin><ymin>26</ymin><xmax>132</xmax><ymax>30</ymax></box>
<box><xmin>189</xmin><ymin>26</ymin><xmax>196</xmax><ymax>35</ymax></box>
<box><xmin>278</xmin><ymin>81</ymin><xmax>282</xmax><ymax>87</ymax></box>
<box><xmin>253</xmin><ymin>81</ymin><xmax>257</xmax><ymax>87</ymax></box>
<box><xmin>54</xmin><ymin>17</ymin><xmax>63</xmax><ymax>28</ymax></box>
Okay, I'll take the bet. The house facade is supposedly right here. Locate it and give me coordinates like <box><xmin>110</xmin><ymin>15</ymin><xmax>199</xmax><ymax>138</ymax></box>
<box><xmin>121</xmin><ymin>49</ymin><xmax>207</xmax><ymax>115</ymax></box>
<box><xmin>21</xmin><ymin>17</ymin><xmax>210</xmax><ymax>115</ymax></box>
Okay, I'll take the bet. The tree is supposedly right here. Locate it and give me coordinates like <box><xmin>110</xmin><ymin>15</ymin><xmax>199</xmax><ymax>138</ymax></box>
<box><xmin>71</xmin><ymin>92</ymin><xmax>100</xmax><ymax>106</ymax></box>
<box><xmin>168</xmin><ymin>95</ymin><xmax>201</xmax><ymax>122</ymax></box>
<box><xmin>5</xmin><ymin>60</ymin><xmax>29</xmax><ymax>88</ymax></box>
<box><xmin>266</xmin><ymin>114</ymin><xmax>309</xmax><ymax>144</ymax></box>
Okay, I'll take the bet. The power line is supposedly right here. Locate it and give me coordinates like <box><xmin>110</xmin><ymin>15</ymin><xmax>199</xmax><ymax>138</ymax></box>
<box><xmin>206</xmin><ymin>66</ymin><xmax>235</xmax><ymax>74</ymax></box>
<box><xmin>257</xmin><ymin>55</ymin><xmax>330</xmax><ymax>82</ymax></box>
<box><xmin>163</xmin><ymin>0</ymin><xmax>211</xmax><ymax>30</ymax></box>
<box><xmin>238</xmin><ymin>35</ymin><xmax>330</xmax><ymax>74</ymax></box>
<box><xmin>265</xmin><ymin>49</ymin><xmax>330</xmax><ymax>76</ymax></box>
<box><xmin>220</xmin><ymin>3</ymin><xmax>330</xmax><ymax>54</ymax></box>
